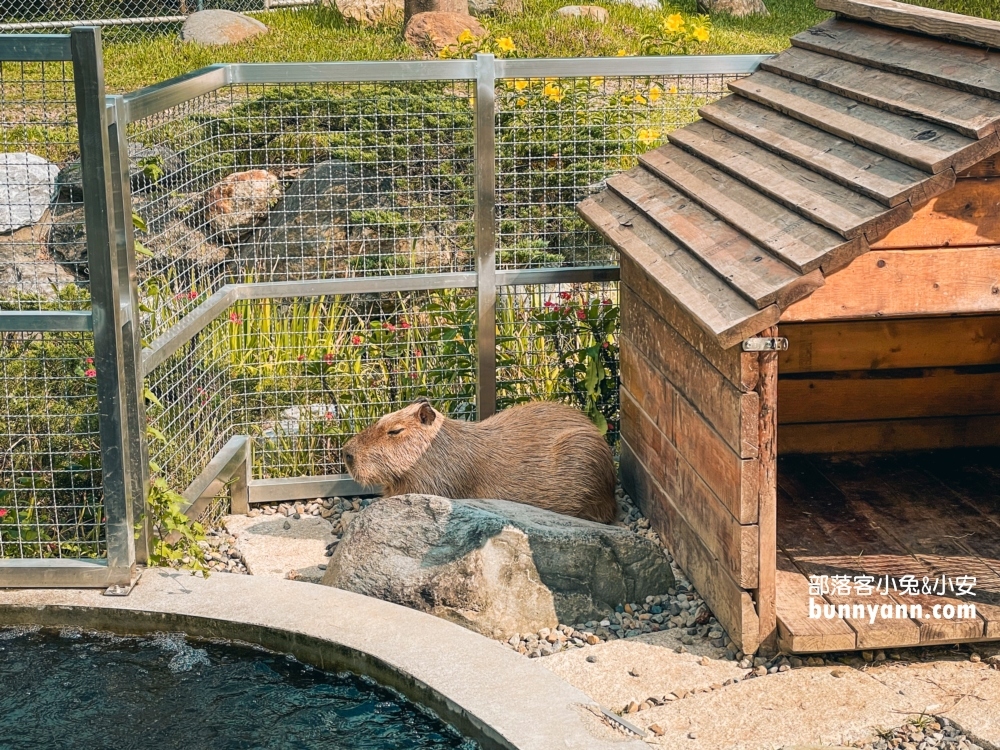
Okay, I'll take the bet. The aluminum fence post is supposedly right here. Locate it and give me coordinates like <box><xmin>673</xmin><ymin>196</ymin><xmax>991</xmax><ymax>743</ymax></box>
<box><xmin>108</xmin><ymin>94</ymin><xmax>152</xmax><ymax>563</ymax></box>
<box><xmin>71</xmin><ymin>27</ymin><xmax>136</xmax><ymax>584</ymax></box>
<box><xmin>474</xmin><ymin>53</ymin><xmax>497</xmax><ymax>421</ymax></box>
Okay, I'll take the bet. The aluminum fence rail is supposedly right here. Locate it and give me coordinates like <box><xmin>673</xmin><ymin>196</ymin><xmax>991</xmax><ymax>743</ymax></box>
<box><xmin>0</xmin><ymin>28</ymin><xmax>143</xmax><ymax>587</ymax></box>
<box><xmin>120</xmin><ymin>54</ymin><xmax>765</xmax><ymax>506</ymax></box>
<box><xmin>0</xmin><ymin>40</ymin><xmax>766</xmax><ymax>586</ymax></box>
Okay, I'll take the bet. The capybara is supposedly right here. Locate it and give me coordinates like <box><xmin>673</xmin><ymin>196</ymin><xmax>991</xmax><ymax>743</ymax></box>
<box><xmin>342</xmin><ymin>398</ymin><xmax>617</xmax><ymax>523</ymax></box>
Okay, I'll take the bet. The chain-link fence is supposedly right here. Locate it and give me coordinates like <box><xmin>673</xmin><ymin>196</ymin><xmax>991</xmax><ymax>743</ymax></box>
<box><xmin>1</xmin><ymin>34</ymin><xmax>765</xmax><ymax>584</ymax></box>
<box><xmin>0</xmin><ymin>0</ymin><xmax>311</xmax><ymax>44</ymax></box>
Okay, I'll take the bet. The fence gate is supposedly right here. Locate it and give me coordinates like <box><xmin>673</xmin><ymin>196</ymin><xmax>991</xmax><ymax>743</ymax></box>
<box><xmin>0</xmin><ymin>28</ymin><xmax>145</xmax><ymax>587</ymax></box>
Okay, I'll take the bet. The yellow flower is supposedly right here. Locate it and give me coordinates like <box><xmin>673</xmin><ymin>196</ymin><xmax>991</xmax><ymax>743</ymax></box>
<box><xmin>468</xmin><ymin>96</ymin><xmax>476</xmax><ymax>107</ymax></box>
<box><xmin>496</xmin><ymin>36</ymin><xmax>516</xmax><ymax>52</ymax></box>
<box><xmin>438</xmin><ymin>47</ymin><xmax>453</xmax><ymax>59</ymax></box>
<box><xmin>637</xmin><ymin>128</ymin><xmax>661</xmax><ymax>144</ymax></box>
<box><xmin>669</xmin><ymin>84</ymin><xmax>678</xmax><ymax>94</ymax></box>
<box><xmin>543</xmin><ymin>82</ymin><xmax>564</xmax><ymax>102</ymax></box>
<box><xmin>514</xmin><ymin>78</ymin><xmax>529</xmax><ymax>91</ymax></box>
<box><xmin>664</xmin><ymin>13</ymin><xmax>685</xmax><ymax>33</ymax></box>
<box><xmin>590</xmin><ymin>76</ymin><xmax>604</xmax><ymax>87</ymax></box>
<box><xmin>457</xmin><ymin>29</ymin><xmax>476</xmax><ymax>44</ymax></box>
<box><xmin>634</xmin><ymin>93</ymin><xmax>647</xmax><ymax>105</ymax></box>
<box><xmin>516</xmin><ymin>97</ymin><xmax>527</xmax><ymax>107</ymax></box>
<box><xmin>692</xmin><ymin>25</ymin><xmax>710</xmax><ymax>42</ymax></box>
<box><xmin>616</xmin><ymin>48</ymin><xmax>628</xmax><ymax>56</ymax></box>
<box><xmin>649</xmin><ymin>84</ymin><xmax>662</xmax><ymax>102</ymax></box>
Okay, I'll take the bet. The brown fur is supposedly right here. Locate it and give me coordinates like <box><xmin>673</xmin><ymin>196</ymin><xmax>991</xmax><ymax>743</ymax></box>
<box><xmin>342</xmin><ymin>399</ymin><xmax>618</xmax><ymax>524</ymax></box>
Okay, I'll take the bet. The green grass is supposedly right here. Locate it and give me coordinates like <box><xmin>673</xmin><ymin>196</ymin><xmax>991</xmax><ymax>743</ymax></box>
<box><xmin>99</xmin><ymin>0</ymin><xmax>997</xmax><ymax>92</ymax></box>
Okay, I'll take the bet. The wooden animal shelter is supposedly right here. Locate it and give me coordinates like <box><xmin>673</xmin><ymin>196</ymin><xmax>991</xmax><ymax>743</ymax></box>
<box><xmin>579</xmin><ymin>0</ymin><xmax>1000</xmax><ymax>655</ymax></box>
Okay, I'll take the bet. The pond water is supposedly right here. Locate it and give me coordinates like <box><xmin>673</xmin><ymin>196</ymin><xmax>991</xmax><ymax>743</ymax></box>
<box><xmin>0</xmin><ymin>627</ymin><xmax>480</xmax><ymax>750</ymax></box>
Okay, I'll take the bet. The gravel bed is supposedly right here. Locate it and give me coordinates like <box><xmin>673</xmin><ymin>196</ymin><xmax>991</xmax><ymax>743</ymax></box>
<box><xmin>856</xmin><ymin>716</ymin><xmax>986</xmax><ymax>750</ymax></box>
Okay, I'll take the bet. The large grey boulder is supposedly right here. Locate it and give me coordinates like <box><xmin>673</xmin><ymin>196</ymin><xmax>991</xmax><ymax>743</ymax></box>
<box><xmin>0</xmin><ymin>153</ymin><xmax>59</xmax><ymax>234</ymax></box>
<box><xmin>322</xmin><ymin>494</ymin><xmax>675</xmax><ymax>639</ymax></box>
<box><xmin>252</xmin><ymin>159</ymin><xmax>393</xmax><ymax>278</ymax></box>
<box><xmin>180</xmin><ymin>10</ymin><xmax>267</xmax><ymax>46</ymax></box>
<box><xmin>57</xmin><ymin>144</ymin><xmax>185</xmax><ymax>201</ymax></box>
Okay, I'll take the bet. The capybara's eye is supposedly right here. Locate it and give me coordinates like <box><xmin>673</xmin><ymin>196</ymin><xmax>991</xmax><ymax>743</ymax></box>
<box><xmin>387</xmin><ymin>427</ymin><xmax>404</xmax><ymax>436</ymax></box>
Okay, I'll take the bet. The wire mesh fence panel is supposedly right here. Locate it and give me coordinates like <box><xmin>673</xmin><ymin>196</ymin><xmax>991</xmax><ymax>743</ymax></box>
<box><xmin>496</xmin><ymin>281</ymin><xmax>619</xmax><ymax>442</ymax></box>
<box><xmin>0</xmin><ymin>58</ymin><xmax>87</xmax><ymax>311</ymax></box>
<box><xmin>228</xmin><ymin>289</ymin><xmax>478</xmax><ymax>480</ymax></box>
<box><xmin>494</xmin><ymin>73</ymin><xmax>737</xmax><ymax>270</ymax></box>
<box><xmin>132</xmin><ymin>79</ymin><xmax>478</xmax><ymax>346</ymax></box>
<box><xmin>146</xmin><ymin>314</ymin><xmax>236</xmax><ymax>494</ymax></box>
<box><xmin>0</xmin><ymin>329</ymin><xmax>105</xmax><ymax>559</ymax></box>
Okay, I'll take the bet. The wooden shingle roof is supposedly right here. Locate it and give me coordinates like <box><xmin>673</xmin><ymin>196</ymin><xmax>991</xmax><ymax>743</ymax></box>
<box><xmin>578</xmin><ymin>0</ymin><xmax>1000</xmax><ymax>348</ymax></box>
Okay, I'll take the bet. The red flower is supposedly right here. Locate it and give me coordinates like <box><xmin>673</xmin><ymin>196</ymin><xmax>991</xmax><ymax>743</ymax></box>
<box><xmin>297</xmin><ymin>354</ymin><xmax>305</xmax><ymax>361</ymax></box>
<box><xmin>385</xmin><ymin>323</ymin><xmax>397</xmax><ymax>333</ymax></box>
<box><xmin>0</xmin><ymin>508</ymin><xmax>8</xmax><ymax>518</ymax></box>
<box><xmin>229</xmin><ymin>311</ymin><xmax>243</xmax><ymax>325</ymax></box>
<box><xmin>325</xmin><ymin>411</ymin><xmax>334</xmax><ymax>420</ymax></box>
<box><xmin>323</xmin><ymin>352</ymin><xmax>334</xmax><ymax>363</ymax></box>
<box><xmin>607</xmin><ymin>422</ymin><xmax>616</xmax><ymax>432</ymax></box>
<box><xmin>558</xmin><ymin>291</ymin><xmax>572</xmax><ymax>300</ymax></box>
<box><xmin>85</xmin><ymin>368</ymin><xmax>97</xmax><ymax>378</ymax></box>
<box><xmin>351</xmin><ymin>335</ymin><xmax>362</xmax><ymax>345</ymax></box>
<box><xmin>544</xmin><ymin>300</ymin><xmax>555</xmax><ymax>309</ymax></box>
<box><xmin>602</xmin><ymin>341</ymin><xmax>609</xmax><ymax>349</ymax></box>
<box><xmin>575</xmin><ymin>309</ymin><xmax>586</xmax><ymax>321</ymax></box>
<box><xmin>409</xmin><ymin>373</ymin><xmax>418</xmax><ymax>379</ymax></box>
<box><xmin>86</xmin><ymin>357</ymin><xmax>93</xmax><ymax>364</ymax></box>
<box><xmin>601</xmin><ymin>298</ymin><xmax>612</xmax><ymax>306</ymax></box>
<box><xmin>399</xmin><ymin>320</ymin><xmax>411</xmax><ymax>329</ymax></box>
<box><xmin>414</xmin><ymin>349</ymin><xmax>423</xmax><ymax>357</ymax></box>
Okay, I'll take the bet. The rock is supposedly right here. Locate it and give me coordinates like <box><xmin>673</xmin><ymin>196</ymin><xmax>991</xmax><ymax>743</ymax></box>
<box><xmin>180</xmin><ymin>10</ymin><xmax>268</xmax><ymax>45</ymax></box>
<box><xmin>555</xmin><ymin>4</ymin><xmax>608</xmax><ymax>21</ymax></box>
<box><xmin>0</xmin><ymin>153</ymin><xmax>59</xmax><ymax>234</ymax></box>
<box><xmin>322</xmin><ymin>494</ymin><xmax>675</xmax><ymax>639</ymax></box>
<box><xmin>57</xmin><ymin>145</ymin><xmax>185</xmax><ymax>200</ymax></box>
<box><xmin>404</xmin><ymin>0</ymin><xmax>467</xmax><ymax>22</ymax></box>
<box><xmin>403</xmin><ymin>12</ymin><xmax>486</xmax><ymax>52</ymax></box>
<box><xmin>203</xmin><ymin>169</ymin><xmax>281</xmax><ymax>242</ymax></box>
<box><xmin>0</xmin><ymin>222</ymin><xmax>77</xmax><ymax>300</ymax></box>
<box><xmin>254</xmin><ymin>159</ymin><xmax>392</xmax><ymax>278</ymax></box>
<box><xmin>469</xmin><ymin>0</ymin><xmax>523</xmax><ymax>16</ymax></box>
<box><xmin>697</xmin><ymin>0</ymin><xmax>768</xmax><ymax>16</ymax></box>
<box><xmin>47</xmin><ymin>199</ymin><xmax>88</xmax><ymax>274</ymax></box>
<box><xmin>607</xmin><ymin>0</ymin><xmax>657</xmax><ymax>9</ymax></box>
<box><xmin>322</xmin><ymin>0</ymin><xmax>403</xmax><ymax>23</ymax></box>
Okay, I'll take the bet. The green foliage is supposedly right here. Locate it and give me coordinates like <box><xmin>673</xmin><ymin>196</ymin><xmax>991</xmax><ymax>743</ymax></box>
<box><xmin>640</xmin><ymin>12</ymin><xmax>712</xmax><ymax>56</ymax></box>
<box><xmin>141</xmin><ymin>465</ymin><xmax>209</xmax><ymax>576</ymax></box>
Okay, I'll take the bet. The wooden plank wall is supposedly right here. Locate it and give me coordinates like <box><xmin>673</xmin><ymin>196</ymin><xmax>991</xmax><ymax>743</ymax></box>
<box><xmin>619</xmin><ymin>255</ymin><xmax>775</xmax><ymax>654</ymax></box>
<box><xmin>779</xmin><ymin>315</ymin><xmax>1000</xmax><ymax>453</ymax></box>
<box><xmin>782</xmin><ymin>159</ymin><xmax>1000</xmax><ymax>322</ymax></box>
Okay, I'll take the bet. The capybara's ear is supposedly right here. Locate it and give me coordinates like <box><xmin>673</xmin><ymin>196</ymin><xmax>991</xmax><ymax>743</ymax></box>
<box><xmin>417</xmin><ymin>400</ymin><xmax>436</xmax><ymax>425</ymax></box>
<box><xmin>413</xmin><ymin>396</ymin><xmax>430</xmax><ymax>405</ymax></box>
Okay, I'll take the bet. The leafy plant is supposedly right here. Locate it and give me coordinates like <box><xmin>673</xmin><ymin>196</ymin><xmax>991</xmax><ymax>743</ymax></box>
<box><xmin>640</xmin><ymin>12</ymin><xmax>712</xmax><ymax>56</ymax></box>
<box><xmin>438</xmin><ymin>30</ymin><xmax>520</xmax><ymax>59</ymax></box>
<box><xmin>141</xmin><ymin>467</ymin><xmax>209</xmax><ymax>575</ymax></box>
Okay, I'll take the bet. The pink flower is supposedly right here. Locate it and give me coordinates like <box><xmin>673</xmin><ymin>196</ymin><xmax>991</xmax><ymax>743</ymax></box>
<box><xmin>544</xmin><ymin>300</ymin><xmax>555</xmax><ymax>309</ymax></box>
<box><xmin>85</xmin><ymin>368</ymin><xmax>97</xmax><ymax>378</ymax></box>
<box><xmin>297</xmin><ymin>354</ymin><xmax>305</xmax><ymax>361</ymax></box>
<box><xmin>601</xmin><ymin>298</ymin><xmax>612</xmax><ymax>306</ymax></box>
<box><xmin>325</xmin><ymin>411</ymin><xmax>334</xmax><ymax>420</ymax></box>
<box><xmin>558</xmin><ymin>292</ymin><xmax>572</xmax><ymax>300</ymax></box>
<box><xmin>351</xmin><ymin>335</ymin><xmax>362</xmax><ymax>345</ymax></box>
<box><xmin>323</xmin><ymin>352</ymin><xmax>334</xmax><ymax>363</ymax></box>
<box><xmin>0</xmin><ymin>508</ymin><xmax>8</xmax><ymax>518</ymax></box>
<box><xmin>575</xmin><ymin>309</ymin><xmax>586</xmax><ymax>321</ymax></box>
<box><xmin>385</xmin><ymin>323</ymin><xmax>397</xmax><ymax>333</ymax></box>
<box><xmin>409</xmin><ymin>373</ymin><xmax>418</xmax><ymax>379</ymax></box>
<box><xmin>400</xmin><ymin>320</ymin><xmax>411</xmax><ymax>329</ymax></box>
<box><xmin>607</xmin><ymin>422</ymin><xmax>616</xmax><ymax>432</ymax></box>
<box><xmin>602</xmin><ymin>341</ymin><xmax>609</xmax><ymax>349</ymax></box>
<box><xmin>413</xmin><ymin>349</ymin><xmax>423</xmax><ymax>357</ymax></box>
<box><xmin>86</xmin><ymin>357</ymin><xmax>93</xmax><ymax>364</ymax></box>
<box><xmin>229</xmin><ymin>312</ymin><xmax>243</xmax><ymax>325</ymax></box>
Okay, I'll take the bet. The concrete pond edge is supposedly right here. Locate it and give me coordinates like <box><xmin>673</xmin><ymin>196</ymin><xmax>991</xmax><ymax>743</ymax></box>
<box><xmin>0</xmin><ymin>569</ymin><xmax>645</xmax><ymax>750</ymax></box>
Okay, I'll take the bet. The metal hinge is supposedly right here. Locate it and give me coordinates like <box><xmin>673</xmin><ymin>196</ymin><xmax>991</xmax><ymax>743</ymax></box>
<box><xmin>742</xmin><ymin>337</ymin><xmax>789</xmax><ymax>352</ymax></box>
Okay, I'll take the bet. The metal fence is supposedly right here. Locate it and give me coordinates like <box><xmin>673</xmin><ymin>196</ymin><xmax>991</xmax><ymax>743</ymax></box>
<box><xmin>0</xmin><ymin>0</ymin><xmax>312</xmax><ymax>42</ymax></box>
<box><xmin>0</xmin><ymin>27</ymin><xmax>767</xmax><ymax>586</ymax></box>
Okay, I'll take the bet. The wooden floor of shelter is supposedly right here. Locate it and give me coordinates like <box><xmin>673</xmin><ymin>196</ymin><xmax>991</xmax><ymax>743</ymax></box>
<box><xmin>775</xmin><ymin>448</ymin><xmax>1000</xmax><ymax>653</ymax></box>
